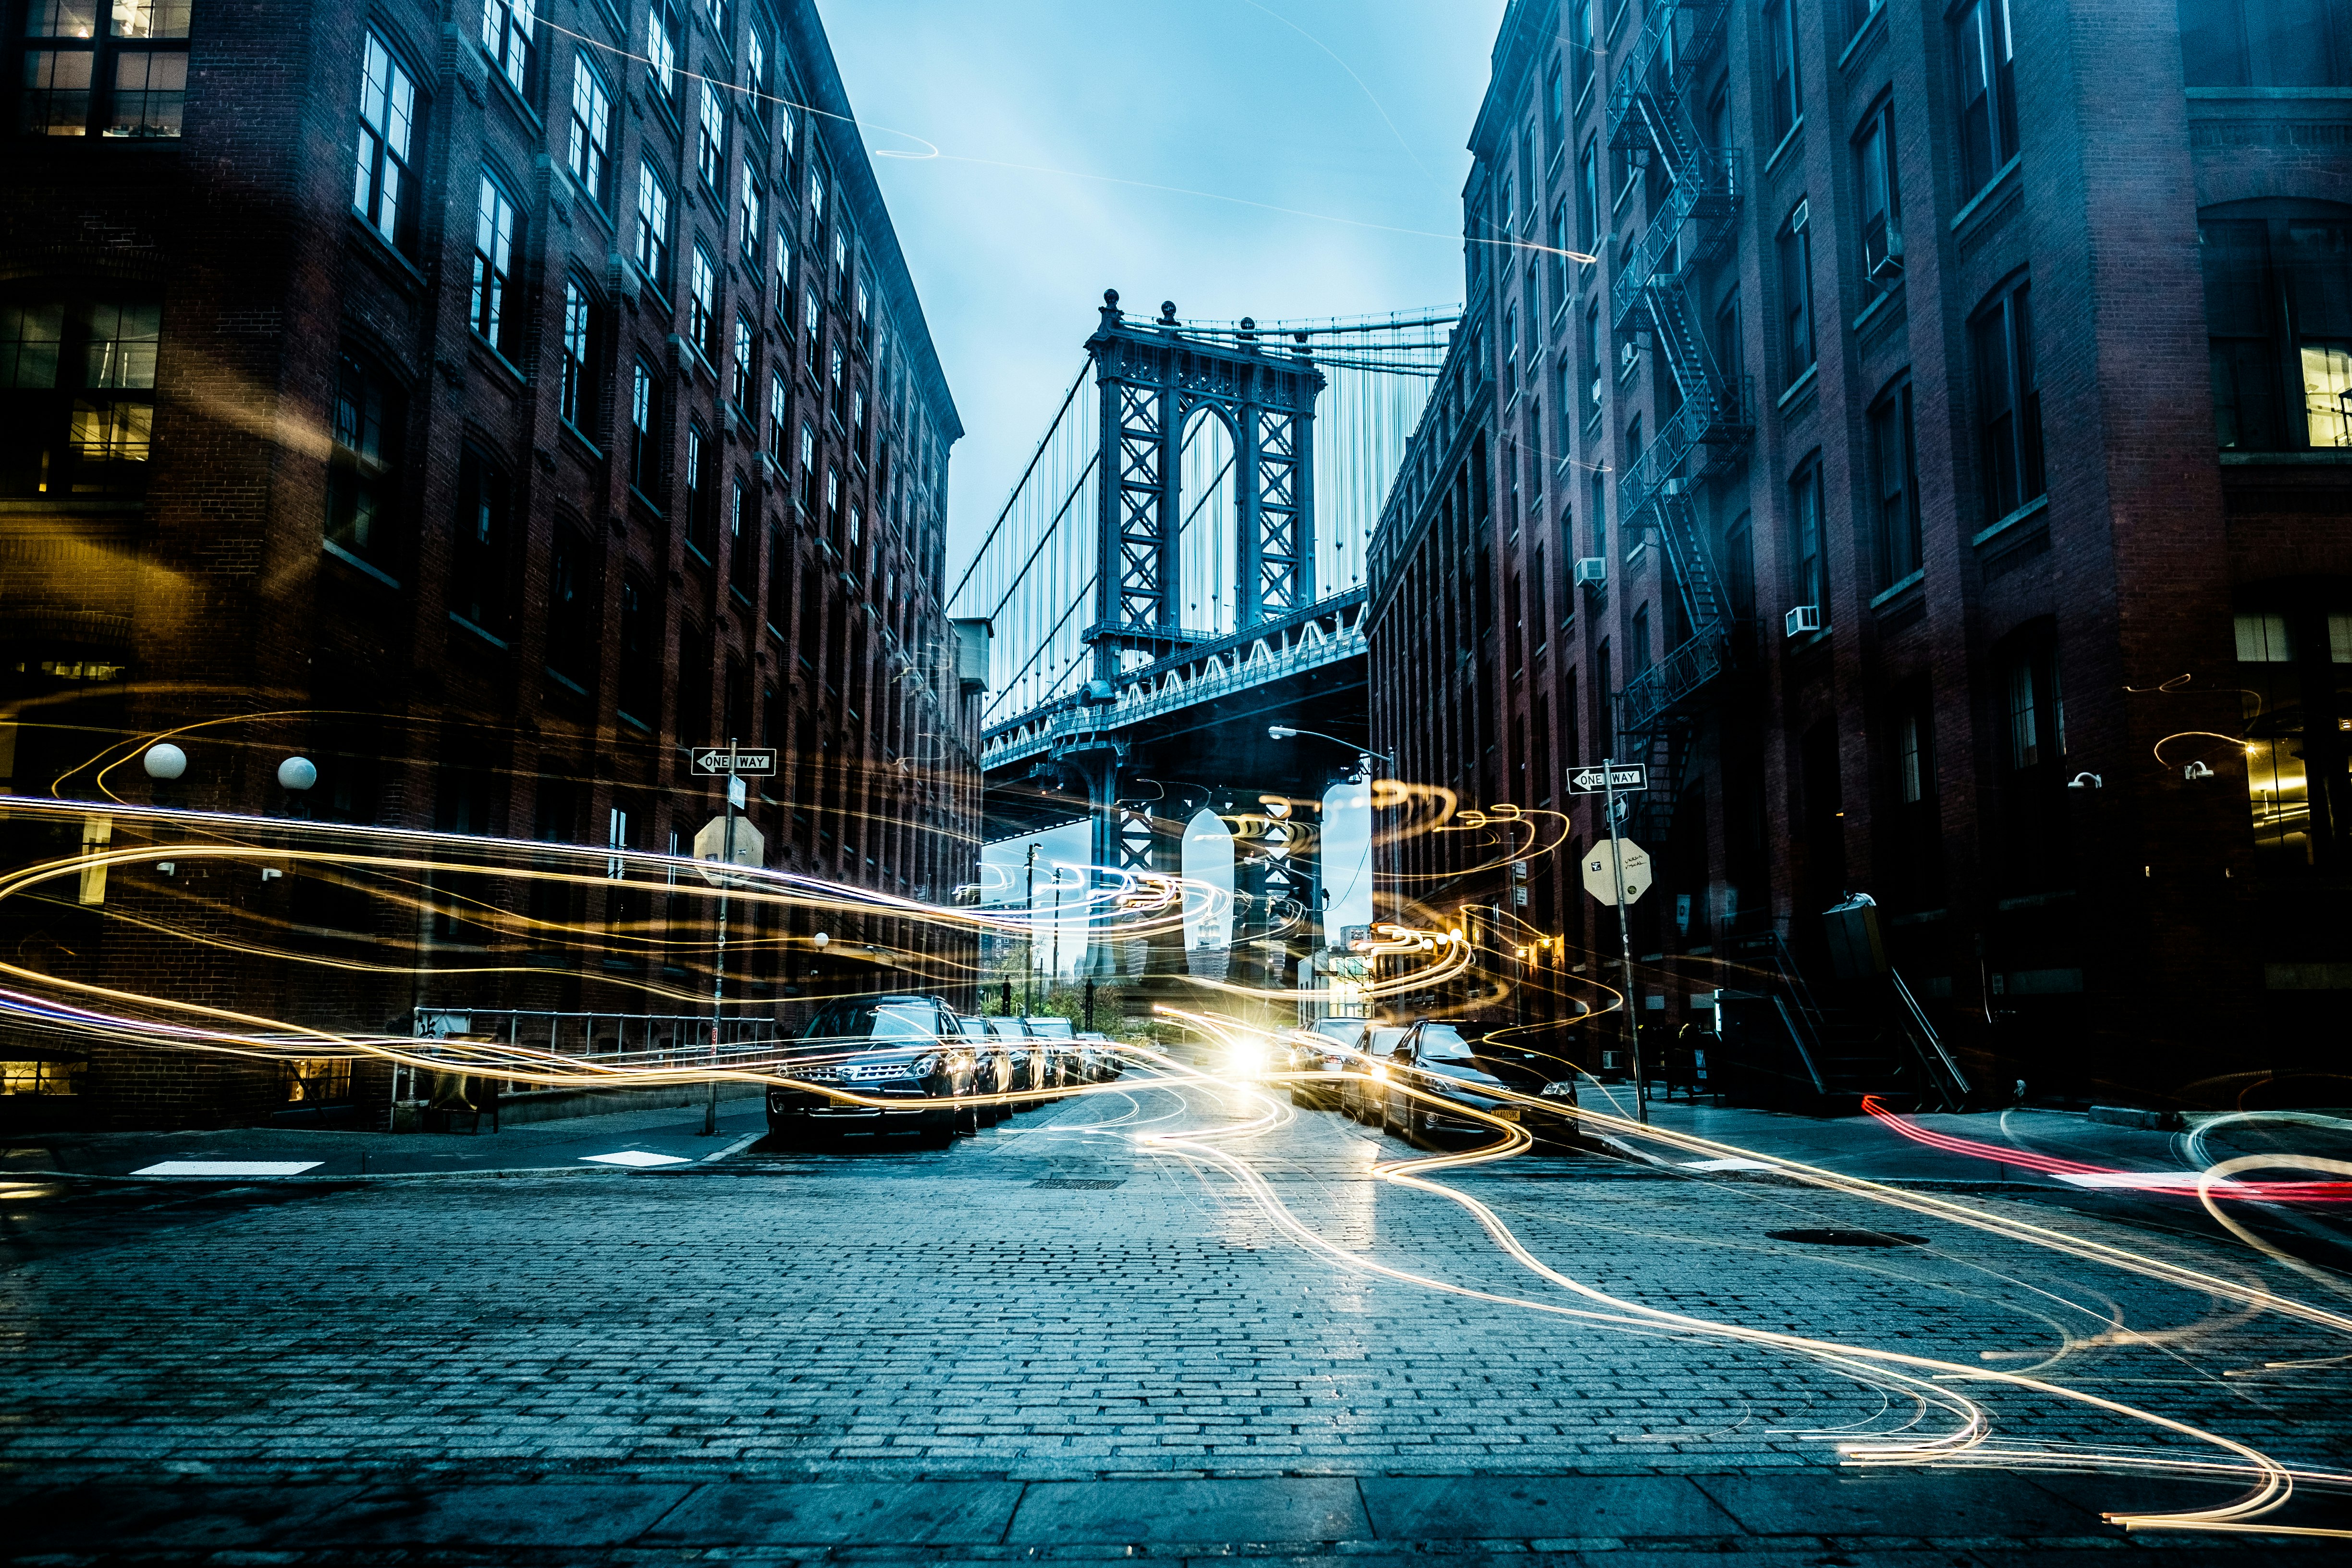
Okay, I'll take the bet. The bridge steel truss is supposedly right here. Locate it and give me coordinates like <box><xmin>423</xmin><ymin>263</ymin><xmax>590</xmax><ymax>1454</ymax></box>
<box><xmin>1088</xmin><ymin>295</ymin><xmax>1327</xmax><ymax>671</ymax></box>
<box><xmin>1606</xmin><ymin>0</ymin><xmax>1754</xmax><ymax>841</ymax></box>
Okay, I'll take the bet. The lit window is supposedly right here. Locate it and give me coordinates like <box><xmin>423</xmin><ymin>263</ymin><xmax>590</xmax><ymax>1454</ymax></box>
<box><xmin>470</xmin><ymin>174</ymin><xmax>518</xmax><ymax>351</ymax></box>
<box><xmin>2201</xmin><ymin>210</ymin><xmax>2352</xmax><ymax>453</ymax></box>
<box><xmin>480</xmin><ymin>0</ymin><xmax>533</xmax><ymax>94</ymax></box>
<box><xmin>353</xmin><ymin>35</ymin><xmax>416</xmax><ymax>244</ymax></box>
<box><xmin>732</xmin><ymin>314</ymin><xmax>754</xmax><ymax>407</ymax></box>
<box><xmin>809</xmin><ymin>167</ymin><xmax>825</xmax><ymax>225</ymax></box>
<box><xmin>634</xmin><ymin>166</ymin><xmax>671</xmax><ymax>289</ymax></box>
<box><xmin>20</xmin><ymin>0</ymin><xmax>189</xmax><ymax>139</ymax></box>
<box><xmin>741</xmin><ymin>176</ymin><xmax>763</xmax><ymax>264</ymax></box>
<box><xmin>567</xmin><ymin>55</ymin><xmax>612</xmax><ymax>204</ymax></box>
<box><xmin>2234</xmin><ymin>611</ymin><xmax>2292</xmax><ymax>663</ymax></box>
<box><xmin>769</xmin><ymin>368</ymin><xmax>787</xmax><ymax>458</ymax></box>
<box><xmin>775</xmin><ymin>229</ymin><xmax>793</xmax><ymax>314</ymax></box>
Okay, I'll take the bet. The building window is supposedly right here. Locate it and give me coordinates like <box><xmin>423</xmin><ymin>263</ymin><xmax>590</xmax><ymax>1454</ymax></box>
<box><xmin>2200</xmin><ymin>205</ymin><xmax>2352</xmax><ymax>452</ymax></box>
<box><xmin>1869</xmin><ymin>378</ymin><xmax>1920</xmax><ymax>588</ymax></box>
<box><xmin>617</xmin><ymin>576</ymin><xmax>659</xmax><ymax>726</ymax></box>
<box><xmin>20</xmin><ymin>0</ymin><xmax>190</xmax><ymax>139</ymax></box>
<box><xmin>1897</xmin><ymin>704</ymin><xmax>1926</xmax><ymax>804</ymax></box>
<box><xmin>1569</xmin><ymin>0</ymin><xmax>1593</xmax><ymax>101</ymax></box>
<box><xmin>801</xmin><ymin>286</ymin><xmax>821</xmax><ymax>366</ymax></box>
<box><xmin>1764</xmin><ymin>0</ymin><xmax>1801</xmax><ymax>143</ymax></box>
<box><xmin>1972</xmin><ymin>276</ymin><xmax>2045</xmax><ymax>524</ymax></box>
<box><xmin>1582</xmin><ymin>300</ymin><xmax>1601</xmax><ymax>417</ymax></box>
<box><xmin>470</xmin><ymin>173</ymin><xmax>519</xmax><ymax>354</ymax></box>
<box><xmin>686</xmin><ymin>420</ymin><xmax>715</xmax><ymax>556</ymax></box>
<box><xmin>1778</xmin><ymin>200</ymin><xmax>1814</xmax><ymax>386</ymax></box>
<box><xmin>2234</xmin><ymin>603</ymin><xmax>2352</xmax><ymax>869</ymax></box>
<box><xmin>480</xmin><ymin>0</ymin><xmax>532</xmax><ymax>95</ymax></box>
<box><xmin>1724</xmin><ymin>510</ymin><xmax>1755</xmax><ymax>622</ymax></box>
<box><xmin>548</xmin><ymin>525</ymin><xmax>595</xmax><ymax>686</ymax></box>
<box><xmin>1789</xmin><ymin>457</ymin><xmax>1825</xmax><ymax>616</ymax></box>
<box><xmin>832</xmin><ymin>227</ymin><xmax>848</xmax><ymax>300</ymax></box>
<box><xmin>634</xmin><ymin>165</ymin><xmax>671</xmax><ymax>292</ymax></box>
<box><xmin>452</xmin><ymin>449</ymin><xmax>511</xmax><ymax>636</ymax></box>
<box><xmin>567</xmin><ymin>53</ymin><xmax>612</xmax><ymax>205</ymax></box>
<box><xmin>690</xmin><ymin>244</ymin><xmax>717</xmax><ymax>360</ymax></box>
<box><xmin>322</xmin><ymin>350</ymin><xmax>397</xmax><ymax>563</ymax></box>
<box><xmin>353</xmin><ymin>34</ymin><xmax>416</xmax><ymax>247</ymax></box>
<box><xmin>1714</xmin><ymin>287</ymin><xmax>1742</xmax><ymax>405</ymax></box>
<box><xmin>559</xmin><ymin>280</ymin><xmax>594</xmax><ymax>430</ymax></box>
<box><xmin>2179</xmin><ymin>0</ymin><xmax>2351</xmax><ymax>89</ymax></box>
<box><xmin>732</xmin><ymin>313</ymin><xmax>754</xmax><ymax>408</ymax></box>
<box><xmin>775</xmin><ymin>229</ymin><xmax>794</xmax><ymax>317</ymax></box>
<box><xmin>646</xmin><ymin>0</ymin><xmax>678</xmax><ymax>102</ymax></box>
<box><xmin>768</xmin><ymin>368</ymin><xmax>788</xmax><ymax>460</ymax></box>
<box><xmin>828</xmin><ymin>341</ymin><xmax>845</xmax><ymax>420</ymax></box>
<box><xmin>1953</xmin><ymin>0</ymin><xmax>2018</xmax><ymax>198</ymax></box>
<box><xmin>731</xmin><ymin>474</ymin><xmax>758</xmax><ymax>594</ymax></box>
<box><xmin>741</xmin><ymin>175</ymin><xmax>763</xmax><ymax>264</ymax></box>
<box><xmin>697</xmin><ymin>78</ymin><xmax>725</xmax><ymax>191</ymax></box>
<box><xmin>808</xmin><ymin>165</ymin><xmax>825</xmax><ymax>227</ymax></box>
<box><xmin>0</xmin><ymin>289</ymin><xmax>161</xmax><ymax>499</ymax></box>
<box><xmin>798</xmin><ymin>418</ymin><xmax>816</xmax><ymax>508</ymax></box>
<box><xmin>824</xmin><ymin>465</ymin><xmax>839</xmax><ymax>540</ymax></box>
<box><xmin>629</xmin><ymin>358</ymin><xmax>657</xmax><ymax>493</ymax></box>
<box><xmin>1856</xmin><ymin>99</ymin><xmax>1899</xmax><ymax>291</ymax></box>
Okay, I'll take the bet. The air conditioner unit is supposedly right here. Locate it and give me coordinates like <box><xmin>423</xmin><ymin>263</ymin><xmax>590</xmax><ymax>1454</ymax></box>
<box><xmin>1869</xmin><ymin>229</ymin><xmax>1905</xmax><ymax>284</ymax></box>
<box><xmin>1574</xmin><ymin>557</ymin><xmax>1607</xmax><ymax>587</ymax></box>
<box><xmin>1784</xmin><ymin>603</ymin><xmax>1824</xmax><ymax>638</ymax></box>
<box><xmin>1620</xmin><ymin>340</ymin><xmax>1642</xmax><ymax>371</ymax></box>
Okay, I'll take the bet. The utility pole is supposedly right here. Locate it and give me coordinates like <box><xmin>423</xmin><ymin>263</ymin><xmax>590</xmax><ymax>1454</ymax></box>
<box><xmin>1048</xmin><ymin>868</ymin><xmax>1066</xmax><ymax>1006</ymax></box>
<box><xmin>1603</xmin><ymin>756</ymin><xmax>1649</xmax><ymax>1124</ymax></box>
<box><xmin>704</xmin><ymin>739</ymin><xmax>740</xmax><ymax>1136</ymax></box>
<box><xmin>1023</xmin><ymin>842</ymin><xmax>1039</xmax><ymax>1016</ymax></box>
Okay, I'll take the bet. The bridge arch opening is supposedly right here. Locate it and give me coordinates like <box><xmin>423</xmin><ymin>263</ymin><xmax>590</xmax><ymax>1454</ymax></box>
<box><xmin>1181</xmin><ymin>804</ymin><xmax>1235</xmax><ymax>977</ymax></box>
<box><xmin>1176</xmin><ymin>403</ymin><xmax>1240</xmax><ymax>643</ymax></box>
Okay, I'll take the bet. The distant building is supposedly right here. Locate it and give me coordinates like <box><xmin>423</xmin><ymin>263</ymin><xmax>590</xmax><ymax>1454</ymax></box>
<box><xmin>0</xmin><ymin>0</ymin><xmax>979</xmax><ymax>1125</ymax></box>
<box><xmin>1370</xmin><ymin>0</ymin><xmax>2352</xmax><ymax>1102</ymax></box>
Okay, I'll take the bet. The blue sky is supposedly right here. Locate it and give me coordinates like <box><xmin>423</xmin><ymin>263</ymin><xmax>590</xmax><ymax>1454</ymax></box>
<box><xmin>823</xmin><ymin>0</ymin><xmax>1505</xmax><ymax>568</ymax></box>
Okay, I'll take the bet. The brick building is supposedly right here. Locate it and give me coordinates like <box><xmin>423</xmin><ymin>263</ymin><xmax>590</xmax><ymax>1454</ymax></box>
<box><xmin>1368</xmin><ymin>0</ymin><xmax>2352</xmax><ymax>1104</ymax></box>
<box><xmin>0</xmin><ymin>0</ymin><xmax>979</xmax><ymax>1126</ymax></box>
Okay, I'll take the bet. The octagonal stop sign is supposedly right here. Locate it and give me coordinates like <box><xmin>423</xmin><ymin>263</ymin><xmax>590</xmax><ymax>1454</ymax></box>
<box><xmin>693</xmin><ymin>815</ymin><xmax>765</xmax><ymax>886</ymax></box>
<box><xmin>1581</xmin><ymin>839</ymin><xmax>1652</xmax><ymax>905</ymax></box>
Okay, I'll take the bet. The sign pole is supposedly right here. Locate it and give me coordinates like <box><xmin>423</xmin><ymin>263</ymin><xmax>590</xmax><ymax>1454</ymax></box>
<box><xmin>1604</xmin><ymin>755</ymin><xmax>1648</xmax><ymax>1125</ymax></box>
<box><xmin>705</xmin><ymin>738</ymin><xmax>739</xmax><ymax>1136</ymax></box>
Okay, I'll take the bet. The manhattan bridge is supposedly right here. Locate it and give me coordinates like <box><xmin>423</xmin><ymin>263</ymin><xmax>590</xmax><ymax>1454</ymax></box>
<box><xmin>947</xmin><ymin>291</ymin><xmax>1452</xmax><ymax>993</ymax></box>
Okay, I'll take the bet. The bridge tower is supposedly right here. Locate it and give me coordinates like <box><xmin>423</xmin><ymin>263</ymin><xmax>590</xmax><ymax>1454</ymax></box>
<box><xmin>1065</xmin><ymin>292</ymin><xmax>1329</xmax><ymax>981</ymax></box>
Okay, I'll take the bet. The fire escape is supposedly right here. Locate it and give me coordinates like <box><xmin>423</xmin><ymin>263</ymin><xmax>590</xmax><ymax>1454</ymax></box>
<box><xmin>1605</xmin><ymin>0</ymin><xmax>1751</xmax><ymax>840</ymax></box>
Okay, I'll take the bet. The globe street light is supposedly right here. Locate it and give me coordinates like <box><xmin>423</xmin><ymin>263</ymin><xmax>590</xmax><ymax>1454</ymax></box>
<box><xmin>142</xmin><ymin>743</ymin><xmax>187</xmax><ymax>780</ymax></box>
<box><xmin>277</xmin><ymin>756</ymin><xmax>317</xmax><ymax>791</ymax></box>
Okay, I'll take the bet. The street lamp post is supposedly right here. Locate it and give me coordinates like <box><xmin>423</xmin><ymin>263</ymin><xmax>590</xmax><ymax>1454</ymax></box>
<box><xmin>704</xmin><ymin>739</ymin><xmax>743</xmax><ymax>1136</ymax></box>
<box><xmin>1023</xmin><ymin>842</ymin><xmax>1040</xmax><ymax>1016</ymax></box>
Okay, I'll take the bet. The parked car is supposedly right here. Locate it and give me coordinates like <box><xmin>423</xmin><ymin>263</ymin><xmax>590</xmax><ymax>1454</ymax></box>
<box><xmin>955</xmin><ymin>1014</ymin><xmax>1013</xmax><ymax>1124</ymax></box>
<box><xmin>1020</xmin><ymin>1016</ymin><xmax>1081</xmax><ymax>1088</ymax></box>
<box><xmin>1337</xmin><ymin>1022</ymin><xmax>1409</xmax><ymax>1123</ymax></box>
<box><xmin>1073</xmin><ymin>1030</ymin><xmax>1124</xmax><ymax>1081</ymax></box>
<box><xmin>1375</xmin><ymin>1018</ymin><xmax>1581</xmax><ymax>1146</ymax></box>
<box><xmin>768</xmin><ymin>995</ymin><xmax>980</xmax><ymax>1146</ymax></box>
<box><xmin>983</xmin><ymin>1015</ymin><xmax>1046</xmax><ymax>1099</ymax></box>
<box><xmin>1286</xmin><ymin>1017</ymin><xmax>1375</xmax><ymax>1108</ymax></box>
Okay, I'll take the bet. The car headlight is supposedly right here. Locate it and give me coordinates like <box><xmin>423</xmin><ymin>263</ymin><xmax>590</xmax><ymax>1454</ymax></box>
<box><xmin>910</xmin><ymin>1053</ymin><xmax>940</xmax><ymax>1078</ymax></box>
<box><xmin>1540</xmin><ymin>1080</ymin><xmax>1577</xmax><ymax>1098</ymax></box>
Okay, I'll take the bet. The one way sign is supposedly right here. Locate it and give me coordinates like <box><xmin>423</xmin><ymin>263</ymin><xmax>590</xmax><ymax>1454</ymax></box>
<box><xmin>1567</xmin><ymin>763</ymin><xmax>1647</xmax><ymax>793</ymax></box>
<box><xmin>691</xmin><ymin>747</ymin><xmax>776</xmax><ymax>776</ymax></box>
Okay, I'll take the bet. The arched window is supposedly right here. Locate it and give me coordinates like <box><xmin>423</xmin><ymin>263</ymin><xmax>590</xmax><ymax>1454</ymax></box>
<box><xmin>2200</xmin><ymin>199</ymin><xmax>2352</xmax><ymax>453</ymax></box>
<box><xmin>452</xmin><ymin>448</ymin><xmax>512</xmax><ymax>637</ymax></box>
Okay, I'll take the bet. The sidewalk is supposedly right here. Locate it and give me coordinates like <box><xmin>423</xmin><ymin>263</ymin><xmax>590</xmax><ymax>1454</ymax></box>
<box><xmin>1581</xmin><ymin>1092</ymin><xmax>2352</xmax><ymax>1192</ymax></box>
<box><xmin>0</xmin><ymin>1095</ymin><xmax>771</xmax><ymax>1182</ymax></box>
<box><xmin>6</xmin><ymin>1465</ymin><xmax>2343</xmax><ymax>1563</ymax></box>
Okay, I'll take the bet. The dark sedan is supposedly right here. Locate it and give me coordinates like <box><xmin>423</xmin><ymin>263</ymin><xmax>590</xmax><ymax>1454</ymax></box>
<box><xmin>1375</xmin><ymin>1019</ymin><xmax>1582</xmax><ymax>1145</ymax></box>
<box><xmin>767</xmin><ymin>996</ymin><xmax>980</xmax><ymax>1147</ymax></box>
<box><xmin>1337</xmin><ymin>1023</ymin><xmax>1408</xmax><ymax>1123</ymax></box>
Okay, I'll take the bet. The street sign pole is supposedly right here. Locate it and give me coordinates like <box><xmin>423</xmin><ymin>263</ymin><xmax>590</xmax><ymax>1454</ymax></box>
<box><xmin>1604</xmin><ymin>756</ymin><xmax>1648</xmax><ymax>1124</ymax></box>
<box><xmin>704</xmin><ymin>738</ymin><xmax>739</xmax><ymax>1136</ymax></box>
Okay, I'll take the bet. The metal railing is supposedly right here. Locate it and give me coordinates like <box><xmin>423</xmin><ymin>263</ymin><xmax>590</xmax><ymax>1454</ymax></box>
<box><xmin>410</xmin><ymin>1006</ymin><xmax>785</xmax><ymax>1064</ymax></box>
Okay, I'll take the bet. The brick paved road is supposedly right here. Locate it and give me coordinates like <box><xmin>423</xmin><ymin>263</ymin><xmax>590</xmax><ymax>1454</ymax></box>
<box><xmin>3</xmin><ymin>1075</ymin><xmax>2349</xmax><ymax>1558</ymax></box>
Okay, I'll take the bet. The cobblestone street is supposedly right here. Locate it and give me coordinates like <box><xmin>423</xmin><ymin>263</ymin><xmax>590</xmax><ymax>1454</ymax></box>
<box><xmin>5</xmin><ymin>1079</ymin><xmax>2349</xmax><ymax>1561</ymax></box>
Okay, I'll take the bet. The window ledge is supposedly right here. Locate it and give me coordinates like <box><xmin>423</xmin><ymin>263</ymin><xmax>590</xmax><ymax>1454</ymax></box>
<box><xmin>1837</xmin><ymin>0</ymin><xmax>1888</xmax><ymax>70</ymax></box>
<box><xmin>482</xmin><ymin>54</ymin><xmax>545</xmax><ymax>135</ymax></box>
<box><xmin>1868</xmin><ymin>568</ymin><xmax>1924</xmax><ymax>610</ymax></box>
<box><xmin>2218</xmin><ymin>449</ymin><xmax>2352</xmax><ymax>465</ymax></box>
<box><xmin>1851</xmin><ymin>282</ymin><xmax>1902</xmax><ymax>336</ymax></box>
<box><xmin>1764</xmin><ymin>117</ymin><xmax>1806</xmax><ymax>178</ymax></box>
<box><xmin>1776</xmin><ymin>363</ymin><xmax>1819</xmax><ymax>409</ymax></box>
<box><xmin>627</xmin><ymin>483</ymin><xmax>664</xmax><ymax>517</ymax></box>
<box><xmin>545</xmin><ymin>667</ymin><xmax>589</xmax><ymax>696</ymax></box>
<box><xmin>470</xmin><ymin>335</ymin><xmax>530</xmax><ymax>391</ymax></box>
<box><xmin>345</xmin><ymin>210</ymin><xmax>427</xmax><ymax>293</ymax></box>
<box><xmin>1949</xmin><ymin>154</ymin><xmax>2023</xmax><ymax>233</ymax></box>
<box><xmin>450</xmin><ymin>612</ymin><xmax>511</xmax><ymax>649</ymax></box>
<box><xmin>2185</xmin><ymin>86</ymin><xmax>2352</xmax><ymax>99</ymax></box>
<box><xmin>561</xmin><ymin>171</ymin><xmax>616</xmax><ymax>235</ymax></box>
<box><xmin>1971</xmin><ymin>493</ymin><xmax>2048</xmax><ymax>548</ymax></box>
<box><xmin>323</xmin><ymin>539</ymin><xmax>401</xmax><ymax>588</ymax></box>
<box><xmin>560</xmin><ymin>420</ymin><xmax>603</xmax><ymax>462</ymax></box>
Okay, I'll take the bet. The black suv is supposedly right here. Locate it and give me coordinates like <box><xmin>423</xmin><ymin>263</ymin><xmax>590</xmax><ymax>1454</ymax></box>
<box><xmin>767</xmin><ymin>995</ymin><xmax>980</xmax><ymax>1147</ymax></box>
<box><xmin>1377</xmin><ymin>1018</ymin><xmax>1581</xmax><ymax>1145</ymax></box>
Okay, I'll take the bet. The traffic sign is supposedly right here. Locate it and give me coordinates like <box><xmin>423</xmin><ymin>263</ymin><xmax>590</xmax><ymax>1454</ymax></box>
<box><xmin>1568</xmin><ymin>764</ymin><xmax>1647</xmax><ymax>794</ymax></box>
<box><xmin>691</xmin><ymin>747</ymin><xmax>776</xmax><ymax>776</ymax></box>
<box><xmin>1581</xmin><ymin>838</ymin><xmax>1652</xmax><ymax>905</ymax></box>
<box><xmin>692</xmin><ymin>814</ymin><xmax>765</xmax><ymax>885</ymax></box>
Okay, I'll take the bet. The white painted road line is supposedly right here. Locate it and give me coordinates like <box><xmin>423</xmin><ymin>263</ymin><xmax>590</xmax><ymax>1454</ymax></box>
<box><xmin>699</xmin><ymin>1130</ymin><xmax>762</xmax><ymax>1164</ymax></box>
<box><xmin>579</xmin><ymin>1151</ymin><xmax>693</xmax><ymax>1167</ymax></box>
<box><xmin>1681</xmin><ymin>1157</ymin><xmax>1781</xmax><ymax>1172</ymax></box>
<box><xmin>132</xmin><ymin>1161</ymin><xmax>323</xmax><ymax>1177</ymax></box>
